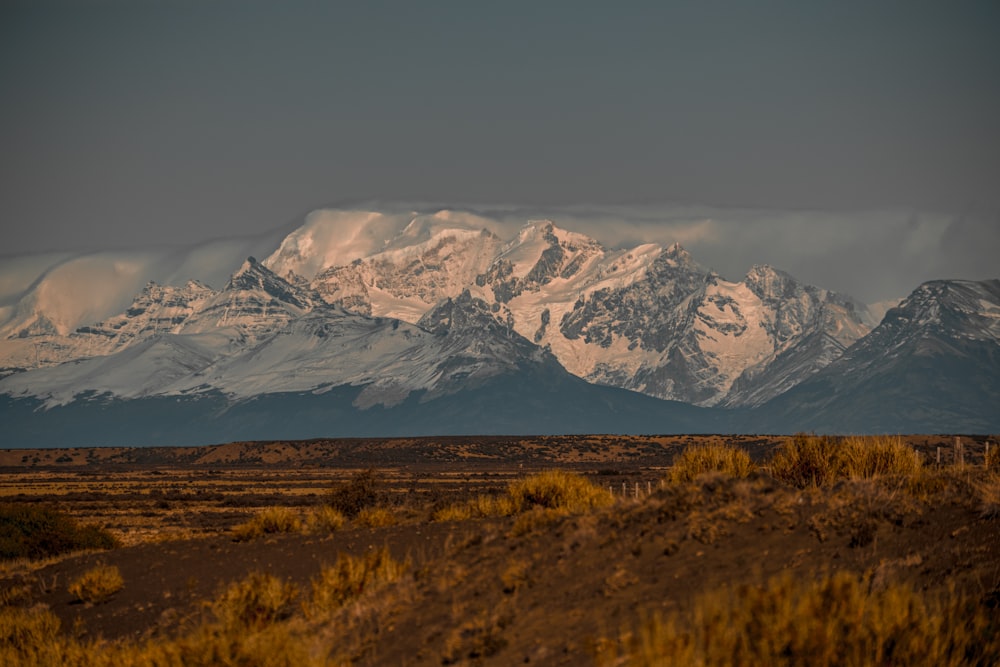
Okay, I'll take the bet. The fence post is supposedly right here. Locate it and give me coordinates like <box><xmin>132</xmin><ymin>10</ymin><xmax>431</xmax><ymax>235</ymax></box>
<box><xmin>937</xmin><ymin>446</ymin><xmax>941</xmax><ymax>465</ymax></box>
<box><xmin>622</xmin><ymin>482</ymin><xmax>626</xmax><ymax>497</ymax></box>
<box><xmin>955</xmin><ymin>437</ymin><xmax>964</xmax><ymax>466</ymax></box>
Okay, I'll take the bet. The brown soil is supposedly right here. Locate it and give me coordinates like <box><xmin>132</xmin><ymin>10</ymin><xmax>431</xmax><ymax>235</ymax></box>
<box><xmin>2</xmin><ymin>435</ymin><xmax>998</xmax><ymax>666</ymax></box>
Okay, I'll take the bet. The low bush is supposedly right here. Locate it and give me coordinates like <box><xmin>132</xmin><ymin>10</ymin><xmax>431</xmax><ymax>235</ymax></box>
<box><xmin>0</xmin><ymin>504</ymin><xmax>118</xmax><ymax>561</ymax></box>
<box><xmin>231</xmin><ymin>506</ymin><xmax>302</xmax><ymax>542</ymax></box>
<box><xmin>67</xmin><ymin>564</ymin><xmax>124</xmax><ymax>603</ymax></box>
<box><xmin>666</xmin><ymin>444</ymin><xmax>755</xmax><ymax>484</ymax></box>
<box><xmin>597</xmin><ymin>572</ymin><xmax>1000</xmax><ymax>666</ymax></box>
<box><xmin>326</xmin><ymin>468</ymin><xmax>388</xmax><ymax>519</ymax></box>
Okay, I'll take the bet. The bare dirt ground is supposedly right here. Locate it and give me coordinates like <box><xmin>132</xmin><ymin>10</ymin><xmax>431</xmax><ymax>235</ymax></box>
<box><xmin>2</xmin><ymin>434</ymin><xmax>998</xmax><ymax>665</ymax></box>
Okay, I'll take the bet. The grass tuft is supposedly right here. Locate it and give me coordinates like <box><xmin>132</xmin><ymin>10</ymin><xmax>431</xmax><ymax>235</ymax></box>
<box><xmin>976</xmin><ymin>472</ymin><xmax>1000</xmax><ymax>519</ymax></box>
<box><xmin>667</xmin><ymin>443</ymin><xmax>755</xmax><ymax>484</ymax></box>
<box><xmin>308</xmin><ymin>547</ymin><xmax>407</xmax><ymax>617</ymax></box>
<box><xmin>306</xmin><ymin>505</ymin><xmax>346</xmax><ymax>533</ymax></box>
<box><xmin>354</xmin><ymin>506</ymin><xmax>397</xmax><ymax>528</ymax></box>
<box><xmin>771</xmin><ymin>435</ymin><xmax>921</xmax><ymax>488</ymax></box>
<box><xmin>67</xmin><ymin>564</ymin><xmax>124</xmax><ymax>603</ymax></box>
<box><xmin>770</xmin><ymin>434</ymin><xmax>843</xmax><ymax>487</ymax></box>
<box><xmin>433</xmin><ymin>471</ymin><xmax>610</xmax><ymax>522</ymax></box>
<box><xmin>231</xmin><ymin>506</ymin><xmax>302</xmax><ymax>542</ymax></box>
<box><xmin>212</xmin><ymin>571</ymin><xmax>299</xmax><ymax>630</ymax></box>
<box><xmin>597</xmin><ymin>572</ymin><xmax>1000</xmax><ymax>666</ymax></box>
<box><xmin>507</xmin><ymin>470</ymin><xmax>614</xmax><ymax>513</ymax></box>
<box><xmin>841</xmin><ymin>435</ymin><xmax>922</xmax><ymax>479</ymax></box>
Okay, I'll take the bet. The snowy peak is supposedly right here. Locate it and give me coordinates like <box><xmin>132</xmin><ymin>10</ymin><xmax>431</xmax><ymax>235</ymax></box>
<box><xmin>417</xmin><ymin>290</ymin><xmax>509</xmax><ymax>336</ymax></box>
<box><xmin>485</xmin><ymin>221</ymin><xmax>605</xmax><ymax>302</ymax></box>
<box><xmin>224</xmin><ymin>257</ymin><xmax>312</xmax><ymax>310</ymax></box>
<box><xmin>867</xmin><ymin>279</ymin><xmax>1000</xmax><ymax>348</ymax></box>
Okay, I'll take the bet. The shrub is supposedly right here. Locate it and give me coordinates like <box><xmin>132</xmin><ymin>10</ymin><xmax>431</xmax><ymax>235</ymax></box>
<box><xmin>326</xmin><ymin>468</ymin><xmax>388</xmax><ymax>519</ymax></box>
<box><xmin>67</xmin><ymin>564</ymin><xmax>124</xmax><ymax>603</ymax></box>
<box><xmin>770</xmin><ymin>434</ymin><xmax>844</xmax><ymax>488</ymax></box>
<box><xmin>0</xmin><ymin>504</ymin><xmax>118</xmax><ymax>561</ymax></box>
<box><xmin>308</xmin><ymin>547</ymin><xmax>407</xmax><ymax>617</ymax></box>
<box><xmin>667</xmin><ymin>444</ymin><xmax>755</xmax><ymax>484</ymax></box>
<box><xmin>212</xmin><ymin>572</ymin><xmax>299</xmax><ymax>630</ymax></box>
<box><xmin>232</xmin><ymin>506</ymin><xmax>302</xmax><ymax>542</ymax></box>
<box><xmin>597</xmin><ymin>572</ymin><xmax>1000</xmax><ymax>666</ymax></box>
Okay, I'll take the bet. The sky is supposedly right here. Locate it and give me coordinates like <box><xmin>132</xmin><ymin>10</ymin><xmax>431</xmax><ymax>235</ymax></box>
<box><xmin>1</xmin><ymin>0</ymin><xmax>998</xmax><ymax>303</ymax></box>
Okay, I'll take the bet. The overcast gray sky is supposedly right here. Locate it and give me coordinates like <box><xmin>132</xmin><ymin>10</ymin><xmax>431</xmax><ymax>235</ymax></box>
<box><xmin>1</xmin><ymin>1</ymin><xmax>998</xmax><ymax>302</ymax></box>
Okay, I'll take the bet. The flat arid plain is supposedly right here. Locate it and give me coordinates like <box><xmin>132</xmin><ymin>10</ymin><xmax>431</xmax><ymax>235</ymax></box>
<box><xmin>2</xmin><ymin>434</ymin><xmax>999</xmax><ymax>666</ymax></box>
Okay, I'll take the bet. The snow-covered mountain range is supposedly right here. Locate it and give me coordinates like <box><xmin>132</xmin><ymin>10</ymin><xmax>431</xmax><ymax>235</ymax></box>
<box><xmin>1</xmin><ymin>207</ymin><xmax>996</xmax><ymax>444</ymax></box>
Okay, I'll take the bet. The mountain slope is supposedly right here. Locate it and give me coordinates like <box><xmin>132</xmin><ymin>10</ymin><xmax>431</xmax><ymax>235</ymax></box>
<box><xmin>753</xmin><ymin>279</ymin><xmax>1000</xmax><ymax>433</ymax></box>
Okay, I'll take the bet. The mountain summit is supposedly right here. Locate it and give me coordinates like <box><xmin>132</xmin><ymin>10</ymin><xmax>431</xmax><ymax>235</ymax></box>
<box><xmin>0</xmin><ymin>208</ymin><xmax>996</xmax><ymax>443</ymax></box>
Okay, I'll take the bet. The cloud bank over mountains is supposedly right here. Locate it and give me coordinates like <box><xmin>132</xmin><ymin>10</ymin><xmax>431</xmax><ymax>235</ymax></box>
<box><xmin>4</xmin><ymin>204</ymin><xmax>995</xmax><ymax>308</ymax></box>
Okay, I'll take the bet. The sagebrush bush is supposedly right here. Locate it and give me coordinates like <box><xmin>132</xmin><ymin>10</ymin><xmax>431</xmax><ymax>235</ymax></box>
<box><xmin>308</xmin><ymin>547</ymin><xmax>407</xmax><ymax>617</ymax></box>
<box><xmin>0</xmin><ymin>504</ymin><xmax>118</xmax><ymax>561</ymax></box>
<box><xmin>667</xmin><ymin>443</ymin><xmax>755</xmax><ymax>484</ymax></box>
<box><xmin>326</xmin><ymin>468</ymin><xmax>388</xmax><ymax>519</ymax></box>
<box><xmin>67</xmin><ymin>564</ymin><xmax>124</xmax><ymax>603</ymax></box>
<box><xmin>232</xmin><ymin>506</ymin><xmax>302</xmax><ymax>541</ymax></box>
<box><xmin>597</xmin><ymin>572</ymin><xmax>1000</xmax><ymax>666</ymax></box>
<box><xmin>213</xmin><ymin>572</ymin><xmax>299</xmax><ymax>630</ymax></box>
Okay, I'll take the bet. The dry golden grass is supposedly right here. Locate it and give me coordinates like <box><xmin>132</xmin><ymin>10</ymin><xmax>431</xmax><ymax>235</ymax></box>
<box><xmin>307</xmin><ymin>547</ymin><xmax>407</xmax><ymax>618</ymax></box>
<box><xmin>306</xmin><ymin>505</ymin><xmax>347</xmax><ymax>533</ymax></box>
<box><xmin>976</xmin><ymin>472</ymin><xmax>1000</xmax><ymax>519</ymax></box>
<box><xmin>433</xmin><ymin>470</ymin><xmax>611</xmax><ymax>522</ymax></box>
<box><xmin>212</xmin><ymin>571</ymin><xmax>299</xmax><ymax>630</ymax></box>
<box><xmin>841</xmin><ymin>435</ymin><xmax>923</xmax><ymax>479</ymax></box>
<box><xmin>508</xmin><ymin>470</ymin><xmax>615</xmax><ymax>512</ymax></box>
<box><xmin>231</xmin><ymin>506</ymin><xmax>302</xmax><ymax>542</ymax></box>
<box><xmin>666</xmin><ymin>443</ymin><xmax>754</xmax><ymax>484</ymax></box>
<box><xmin>769</xmin><ymin>434</ymin><xmax>843</xmax><ymax>487</ymax></box>
<box><xmin>67</xmin><ymin>564</ymin><xmax>123</xmax><ymax>604</ymax></box>
<box><xmin>596</xmin><ymin>572</ymin><xmax>1000</xmax><ymax>667</ymax></box>
<box><xmin>771</xmin><ymin>435</ymin><xmax>922</xmax><ymax>488</ymax></box>
<box><xmin>353</xmin><ymin>506</ymin><xmax>398</xmax><ymax>528</ymax></box>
